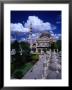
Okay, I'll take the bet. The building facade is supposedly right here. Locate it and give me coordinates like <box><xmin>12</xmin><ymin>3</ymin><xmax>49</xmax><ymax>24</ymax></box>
<box><xmin>29</xmin><ymin>23</ymin><xmax>56</xmax><ymax>53</ymax></box>
<box><xmin>32</xmin><ymin>32</ymin><xmax>56</xmax><ymax>53</ymax></box>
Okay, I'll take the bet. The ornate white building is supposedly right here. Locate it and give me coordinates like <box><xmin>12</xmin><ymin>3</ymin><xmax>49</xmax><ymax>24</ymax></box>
<box><xmin>28</xmin><ymin>23</ymin><xmax>56</xmax><ymax>53</ymax></box>
<box><xmin>33</xmin><ymin>32</ymin><xmax>56</xmax><ymax>53</ymax></box>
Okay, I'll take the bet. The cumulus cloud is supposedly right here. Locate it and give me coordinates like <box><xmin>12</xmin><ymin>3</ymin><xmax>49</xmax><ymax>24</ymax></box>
<box><xmin>28</xmin><ymin>33</ymin><xmax>41</xmax><ymax>40</ymax></box>
<box><xmin>32</xmin><ymin>33</ymin><xmax>41</xmax><ymax>39</ymax></box>
<box><xmin>11</xmin><ymin>36</ymin><xmax>16</xmax><ymax>42</ymax></box>
<box><xmin>24</xmin><ymin>16</ymin><xmax>56</xmax><ymax>32</ymax></box>
<box><xmin>54</xmin><ymin>34</ymin><xmax>61</xmax><ymax>40</ymax></box>
<box><xmin>11</xmin><ymin>16</ymin><xmax>56</xmax><ymax>34</ymax></box>
<box><xmin>11</xmin><ymin>16</ymin><xmax>58</xmax><ymax>41</ymax></box>
<box><xmin>49</xmin><ymin>30</ymin><xmax>61</xmax><ymax>40</ymax></box>
<box><xmin>49</xmin><ymin>30</ymin><xmax>55</xmax><ymax>37</ymax></box>
<box><xmin>19</xmin><ymin>38</ymin><xmax>26</xmax><ymax>42</ymax></box>
<box><xmin>11</xmin><ymin>23</ymin><xmax>29</xmax><ymax>32</ymax></box>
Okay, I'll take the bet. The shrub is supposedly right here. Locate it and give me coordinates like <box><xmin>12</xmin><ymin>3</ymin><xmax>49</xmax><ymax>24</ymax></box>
<box><xmin>56</xmin><ymin>40</ymin><xmax>61</xmax><ymax>51</ymax></box>
<box><xmin>31</xmin><ymin>54</ymin><xmax>39</xmax><ymax>64</ymax></box>
<box><xmin>13</xmin><ymin>70</ymin><xmax>24</xmax><ymax>79</ymax></box>
<box><xmin>11</xmin><ymin>63</ymin><xmax>15</xmax><ymax>75</ymax></box>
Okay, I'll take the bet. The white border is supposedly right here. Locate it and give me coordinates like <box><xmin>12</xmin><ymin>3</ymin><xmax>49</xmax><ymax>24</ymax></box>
<box><xmin>4</xmin><ymin>4</ymin><xmax>69</xmax><ymax>87</ymax></box>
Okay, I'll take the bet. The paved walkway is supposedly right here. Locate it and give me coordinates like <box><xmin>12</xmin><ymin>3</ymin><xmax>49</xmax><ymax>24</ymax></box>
<box><xmin>23</xmin><ymin>54</ymin><xmax>46</xmax><ymax>79</ymax></box>
<box><xmin>23</xmin><ymin>51</ymin><xmax>61</xmax><ymax>79</ymax></box>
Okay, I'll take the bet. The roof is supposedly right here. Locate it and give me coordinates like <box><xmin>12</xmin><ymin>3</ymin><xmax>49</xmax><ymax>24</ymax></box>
<box><xmin>39</xmin><ymin>32</ymin><xmax>51</xmax><ymax>38</ymax></box>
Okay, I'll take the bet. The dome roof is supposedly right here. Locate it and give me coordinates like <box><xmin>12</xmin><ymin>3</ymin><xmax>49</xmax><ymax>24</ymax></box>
<box><xmin>40</xmin><ymin>32</ymin><xmax>51</xmax><ymax>38</ymax></box>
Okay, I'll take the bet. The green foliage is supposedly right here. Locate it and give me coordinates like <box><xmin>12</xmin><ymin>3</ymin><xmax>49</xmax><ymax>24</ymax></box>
<box><xmin>56</xmin><ymin>40</ymin><xmax>61</xmax><ymax>51</ymax></box>
<box><xmin>20</xmin><ymin>41</ymin><xmax>30</xmax><ymax>50</ymax></box>
<box><xmin>11</xmin><ymin>41</ymin><xmax>32</xmax><ymax>76</ymax></box>
<box><xmin>11</xmin><ymin>40</ymin><xmax>20</xmax><ymax>54</ymax></box>
<box><xmin>51</xmin><ymin>42</ymin><xmax>57</xmax><ymax>50</ymax></box>
<box><xmin>13</xmin><ymin>63</ymin><xmax>33</xmax><ymax>79</ymax></box>
<box><xmin>31</xmin><ymin>54</ymin><xmax>39</xmax><ymax>64</ymax></box>
<box><xmin>20</xmin><ymin>41</ymin><xmax>31</xmax><ymax>63</ymax></box>
<box><xmin>21</xmin><ymin>63</ymin><xmax>33</xmax><ymax>75</ymax></box>
<box><xmin>11</xmin><ymin>40</ymin><xmax>22</xmax><ymax>68</ymax></box>
<box><xmin>11</xmin><ymin>63</ymin><xmax>15</xmax><ymax>75</ymax></box>
<box><xmin>51</xmin><ymin>40</ymin><xmax>61</xmax><ymax>51</ymax></box>
<box><xmin>13</xmin><ymin>70</ymin><xmax>24</xmax><ymax>79</ymax></box>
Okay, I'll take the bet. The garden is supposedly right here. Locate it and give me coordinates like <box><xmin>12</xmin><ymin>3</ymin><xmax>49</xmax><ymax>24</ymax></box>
<box><xmin>11</xmin><ymin>40</ymin><xmax>39</xmax><ymax>79</ymax></box>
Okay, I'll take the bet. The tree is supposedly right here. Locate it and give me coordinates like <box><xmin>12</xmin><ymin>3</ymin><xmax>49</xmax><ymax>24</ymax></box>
<box><xmin>11</xmin><ymin>40</ymin><xmax>20</xmax><ymax>54</ymax></box>
<box><xmin>11</xmin><ymin>40</ymin><xmax>21</xmax><ymax>75</ymax></box>
<box><xmin>56</xmin><ymin>40</ymin><xmax>61</xmax><ymax>51</ymax></box>
<box><xmin>50</xmin><ymin>40</ymin><xmax>61</xmax><ymax>51</ymax></box>
<box><xmin>11</xmin><ymin>41</ymin><xmax>32</xmax><ymax>76</ymax></box>
<box><xmin>20</xmin><ymin>41</ymin><xmax>31</xmax><ymax>63</ymax></box>
<box><xmin>51</xmin><ymin>42</ymin><xmax>58</xmax><ymax>51</ymax></box>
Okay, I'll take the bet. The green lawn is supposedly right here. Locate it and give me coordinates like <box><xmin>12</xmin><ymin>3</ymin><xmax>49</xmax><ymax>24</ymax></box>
<box><xmin>20</xmin><ymin>63</ymin><xmax>33</xmax><ymax>75</ymax></box>
<box><xmin>11</xmin><ymin>54</ymin><xmax>39</xmax><ymax>79</ymax></box>
<box><xmin>13</xmin><ymin>63</ymin><xmax>33</xmax><ymax>79</ymax></box>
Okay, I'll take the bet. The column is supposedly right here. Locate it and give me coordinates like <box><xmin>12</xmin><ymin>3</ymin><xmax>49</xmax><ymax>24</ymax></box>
<box><xmin>36</xmin><ymin>48</ymin><xmax>38</xmax><ymax>53</ymax></box>
<box><xmin>41</xmin><ymin>49</ymin><xmax>43</xmax><ymax>54</ymax></box>
<box><xmin>49</xmin><ymin>49</ymin><xmax>51</xmax><ymax>57</ymax></box>
<box><xmin>57</xmin><ymin>49</ymin><xmax>58</xmax><ymax>53</ymax></box>
<box><xmin>36</xmin><ymin>42</ymin><xmax>38</xmax><ymax>53</ymax></box>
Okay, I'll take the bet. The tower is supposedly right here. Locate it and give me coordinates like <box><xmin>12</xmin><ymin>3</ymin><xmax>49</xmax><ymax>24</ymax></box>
<box><xmin>30</xmin><ymin>23</ymin><xmax>32</xmax><ymax>33</ymax></box>
<box><xmin>29</xmin><ymin>23</ymin><xmax>32</xmax><ymax>53</ymax></box>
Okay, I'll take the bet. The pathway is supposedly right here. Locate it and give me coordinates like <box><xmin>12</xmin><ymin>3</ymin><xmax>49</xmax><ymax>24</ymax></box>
<box><xmin>23</xmin><ymin>54</ymin><xmax>46</xmax><ymax>79</ymax></box>
<box><xmin>23</xmin><ymin>51</ymin><xmax>61</xmax><ymax>79</ymax></box>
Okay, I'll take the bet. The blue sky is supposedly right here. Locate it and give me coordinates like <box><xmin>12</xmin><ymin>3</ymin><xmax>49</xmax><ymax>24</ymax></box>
<box><xmin>11</xmin><ymin>11</ymin><xmax>61</xmax><ymax>42</ymax></box>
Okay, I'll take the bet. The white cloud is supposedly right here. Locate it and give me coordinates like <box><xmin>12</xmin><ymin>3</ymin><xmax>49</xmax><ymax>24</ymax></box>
<box><xmin>49</xmin><ymin>31</ymin><xmax>61</xmax><ymax>40</ymax></box>
<box><xmin>32</xmin><ymin>33</ymin><xmax>41</xmax><ymax>39</ymax></box>
<box><xmin>11</xmin><ymin>23</ymin><xmax>29</xmax><ymax>32</ymax></box>
<box><xmin>28</xmin><ymin>33</ymin><xmax>41</xmax><ymax>40</ymax></box>
<box><xmin>11</xmin><ymin>16</ymin><xmax>56</xmax><ymax>34</ymax></box>
<box><xmin>24</xmin><ymin>16</ymin><xmax>55</xmax><ymax>31</ymax></box>
<box><xmin>54</xmin><ymin>34</ymin><xmax>61</xmax><ymax>40</ymax></box>
<box><xmin>11</xmin><ymin>16</ymin><xmax>58</xmax><ymax>41</ymax></box>
<box><xmin>11</xmin><ymin>36</ymin><xmax>16</xmax><ymax>42</ymax></box>
<box><xmin>19</xmin><ymin>38</ymin><xmax>26</xmax><ymax>42</ymax></box>
<box><xmin>49</xmin><ymin>30</ymin><xmax>55</xmax><ymax>37</ymax></box>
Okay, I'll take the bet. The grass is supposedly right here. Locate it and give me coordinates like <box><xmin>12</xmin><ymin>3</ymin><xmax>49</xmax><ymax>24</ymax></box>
<box><xmin>20</xmin><ymin>63</ymin><xmax>33</xmax><ymax>75</ymax></box>
<box><xmin>31</xmin><ymin>54</ymin><xmax>39</xmax><ymax>64</ymax></box>
<box><xmin>13</xmin><ymin>63</ymin><xmax>33</xmax><ymax>79</ymax></box>
<box><xmin>12</xmin><ymin>54</ymin><xmax>39</xmax><ymax>79</ymax></box>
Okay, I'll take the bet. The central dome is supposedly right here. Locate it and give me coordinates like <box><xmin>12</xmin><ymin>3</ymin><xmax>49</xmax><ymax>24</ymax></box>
<box><xmin>40</xmin><ymin>31</ymin><xmax>51</xmax><ymax>38</ymax></box>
